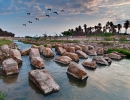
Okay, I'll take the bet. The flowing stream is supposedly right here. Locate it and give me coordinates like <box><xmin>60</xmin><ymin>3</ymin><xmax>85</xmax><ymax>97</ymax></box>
<box><xmin>0</xmin><ymin>40</ymin><xmax>130</xmax><ymax>100</ymax></box>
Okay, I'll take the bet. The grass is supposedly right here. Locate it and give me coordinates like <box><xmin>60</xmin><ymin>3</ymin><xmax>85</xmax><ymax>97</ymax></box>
<box><xmin>108</xmin><ymin>48</ymin><xmax>130</xmax><ymax>58</ymax></box>
<box><xmin>49</xmin><ymin>40</ymin><xmax>80</xmax><ymax>43</ymax></box>
<box><xmin>0</xmin><ymin>90</ymin><xmax>6</xmax><ymax>100</ymax></box>
<box><xmin>0</xmin><ymin>39</ymin><xmax>12</xmax><ymax>46</ymax></box>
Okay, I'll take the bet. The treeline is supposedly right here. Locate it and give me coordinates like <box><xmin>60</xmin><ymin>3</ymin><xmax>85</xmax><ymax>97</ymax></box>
<box><xmin>0</xmin><ymin>28</ymin><xmax>15</xmax><ymax>37</ymax></box>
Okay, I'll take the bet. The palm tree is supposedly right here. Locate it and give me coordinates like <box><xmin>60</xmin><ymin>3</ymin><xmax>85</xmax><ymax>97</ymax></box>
<box><xmin>61</xmin><ymin>31</ymin><xmax>72</xmax><ymax>40</ymax></box>
<box><xmin>78</xmin><ymin>25</ymin><xmax>82</xmax><ymax>32</ymax></box>
<box><xmin>117</xmin><ymin>24</ymin><xmax>122</xmax><ymax>33</ymax></box>
<box><xmin>83</xmin><ymin>24</ymin><xmax>87</xmax><ymax>33</ymax></box>
<box><xmin>98</xmin><ymin>23</ymin><xmax>102</xmax><ymax>32</ymax></box>
<box><xmin>124</xmin><ymin>20</ymin><xmax>130</xmax><ymax>34</ymax></box>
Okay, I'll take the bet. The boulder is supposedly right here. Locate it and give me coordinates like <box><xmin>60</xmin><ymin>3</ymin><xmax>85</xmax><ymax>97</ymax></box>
<box><xmin>64</xmin><ymin>47</ymin><xmax>75</xmax><ymax>53</ymax></box>
<box><xmin>42</xmin><ymin>47</ymin><xmax>54</xmax><ymax>57</ymax></box>
<box><xmin>1</xmin><ymin>45</ymin><xmax>9</xmax><ymax>54</ymax></box>
<box><xmin>57</xmin><ymin>47</ymin><xmax>66</xmax><ymax>55</ymax></box>
<box><xmin>63</xmin><ymin>52</ymin><xmax>79</xmax><ymax>61</ymax></box>
<box><xmin>74</xmin><ymin>45</ymin><xmax>82</xmax><ymax>51</ymax></box>
<box><xmin>29</xmin><ymin>48</ymin><xmax>40</xmax><ymax>59</ymax></box>
<box><xmin>20</xmin><ymin>48</ymin><xmax>31</xmax><ymax>56</ymax></box>
<box><xmin>104</xmin><ymin>48</ymin><xmax>108</xmax><ymax>54</ymax></box>
<box><xmin>67</xmin><ymin>62</ymin><xmax>87</xmax><ymax>80</ymax></box>
<box><xmin>9</xmin><ymin>49</ymin><xmax>22</xmax><ymax>64</ymax></box>
<box><xmin>31</xmin><ymin>45</ymin><xmax>39</xmax><ymax>49</ymax></box>
<box><xmin>82</xmin><ymin>60</ymin><xmax>97</xmax><ymax>69</ymax></box>
<box><xmin>55</xmin><ymin>44</ymin><xmax>62</xmax><ymax>51</ymax></box>
<box><xmin>39</xmin><ymin>45</ymin><xmax>45</xmax><ymax>54</ymax></box>
<box><xmin>104</xmin><ymin>57</ymin><xmax>112</xmax><ymax>63</ymax></box>
<box><xmin>76</xmin><ymin>50</ymin><xmax>88</xmax><ymax>59</ymax></box>
<box><xmin>104</xmin><ymin>53</ymin><xmax>122</xmax><ymax>60</ymax></box>
<box><xmin>96</xmin><ymin>47</ymin><xmax>104</xmax><ymax>55</ymax></box>
<box><xmin>46</xmin><ymin>44</ymin><xmax>52</xmax><ymax>49</ymax></box>
<box><xmin>29</xmin><ymin>69</ymin><xmax>60</xmax><ymax>94</ymax></box>
<box><xmin>54</xmin><ymin>56</ymin><xmax>72</xmax><ymax>64</ymax></box>
<box><xmin>80</xmin><ymin>45</ymin><xmax>88</xmax><ymax>53</ymax></box>
<box><xmin>2</xmin><ymin>58</ymin><xmax>19</xmax><ymax>75</ymax></box>
<box><xmin>92</xmin><ymin>56</ymin><xmax>109</xmax><ymax>65</ymax></box>
<box><xmin>31</xmin><ymin>57</ymin><xmax>44</xmax><ymax>68</ymax></box>
<box><xmin>87</xmin><ymin>45</ymin><xmax>94</xmax><ymax>50</ymax></box>
<box><xmin>87</xmin><ymin>49</ymin><xmax>97</xmax><ymax>56</ymax></box>
<box><xmin>113</xmin><ymin>52</ymin><xmax>126</xmax><ymax>58</ymax></box>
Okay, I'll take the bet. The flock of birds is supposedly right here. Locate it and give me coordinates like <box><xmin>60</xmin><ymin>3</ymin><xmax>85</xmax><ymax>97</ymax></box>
<box><xmin>23</xmin><ymin>9</ymin><xmax>65</xmax><ymax>26</ymax></box>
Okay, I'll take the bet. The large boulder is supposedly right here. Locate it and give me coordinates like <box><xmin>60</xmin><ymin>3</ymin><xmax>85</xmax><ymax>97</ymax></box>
<box><xmin>64</xmin><ymin>47</ymin><xmax>75</xmax><ymax>53</ymax></box>
<box><xmin>29</xmin><ymin>48</ymin><xmax>40</xmax><ymax>59</ymax></box>
<box><xmin>2</xmin><ymin>58</ymin><xmax>19</xmax><ymax>75</ymax></box>
<box><xmin>1</xmin><ymin>45</ymin><xmax>9</xmax><ymax>54</ymax></box>
<box><xmin>29</xmin><ymin>69</ymin><xmax>60</xmax><ymax>94</ymax></box>
<box><xmin>42</xmin><ymin>47</ymin><xmax>54</xmax><ymax>57</ymax></box>
<box><xmin>104</xmin><ymin>53</ymin><xmax>122</xmax><ymax>60</ymax></box>
<box><xmin>87</xmin><ymin>49</ymin><xmax>97</xmax><ymax>56</ymax></box>
<box><xmin>9</xmin><ymin>49</ymin><xmax>22</xmax><ymax>64</ymax></box>
<box><xmin>31</xmin><ymin>45</ymin><xmax>39</xmax><ymax>49</ymax></box>
<box><xmin>57</xmin><ymin>47</ymin><xmax>66</xmax><ymax>55</ymax></box>
<box><xmin>63</xmin><ymin>52</ymin><xmax>79</xmax><ymax>61</ymax></box>
<box><xmin>113</xmin><ymin>52</ymin><xmax>126</xmax><ymax>58</ymax></box>
<box><xmin>39</xmin><ymin>45</ymin><xmax>45</xmax><ymax>54</ymax></box>
<box><xmin>80</xmin><ymin>45</ymin><xmax>88</xmax><ymax>53</ymax></box>
<box><xmin>104</xmin><ymin>57</ymin><xmax>112</xmax><ymax>63</ymax></box>
<box><xmin>96</xmin><ymin>47</ymin><xmax>104</xmax><ymax>55</ymax></box>
<box><xmin>67</xmin><ymin>62</ymin><xmax>87</xmax><ymax>80</ymax></box>
<box><xmin>92</xmin><ymin>56</ymin><xmax>109</xmax><ymax>65</ymax></box>
<box><xmin>31</xmin><ymin>57</ymin><xmax>44</xmax><ymax>68</ymax></box>
<box><xmin>74</xmin><ymin>45</ymin><xmax>82</xmax><ymax>51</ymax></box>
<box><xmin>55</xmin><ymin>44</ymin><xmax>62</xmax><ymax>51</ymax></box>
<box><xmin>87</xmin><ymin>45</ymin><xmax>94</xmax><ymax>50</ymax></box>
<box><xmin>46</xmin><ymin>44</ymin><xmax>52</xmax><ymax>49</ymax></box>
<box><xmin>76</xmin><ymin>50</ymin><xmax>88</xmax><ymax>59</ymax></box>
<box><xmin>82</xmin><ymin>60</ymin><xmax>97</xmax><ymax>69</ymax></box>
<box><xmin>54</xmin><ymin>56</ymin><xmax>72</xmax><ymax>64</ymax></box>
<box><xmin>20</xmin><ymin>48</ymin><xmax>31</xmax><ymax>56</ymax></box>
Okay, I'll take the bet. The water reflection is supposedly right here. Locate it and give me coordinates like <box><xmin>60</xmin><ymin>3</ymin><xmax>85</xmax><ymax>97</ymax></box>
<box><xmin>67</xmin><ymin>73</ymin><xmax>88</xmax><ymax>88</ymax></box>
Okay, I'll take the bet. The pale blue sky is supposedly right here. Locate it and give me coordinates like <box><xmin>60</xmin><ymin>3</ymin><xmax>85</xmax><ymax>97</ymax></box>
<box><xmin>0</xmin><ymin>0</ymin><xmax>130</xmax><ymax>37</ymax></box>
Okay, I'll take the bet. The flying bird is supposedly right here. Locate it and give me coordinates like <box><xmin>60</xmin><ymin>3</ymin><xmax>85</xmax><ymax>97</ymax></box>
<box><xmin>28</xmin><ymin>21</ymin><xmax>32</xmax><ymax>23</ymax></box>
<box><xmin>23</xmin><ymin>24</ymin><xmax>26</xmax><ymax>26</ymax></box>
<box><xmin>35</xmin><ymin>18</ymin><xmax>39</xmax><ymax>20</ymax></box>
<box><xmin>61</xmin><ymin>10</ymin><xmax>65</xmax><ymax>12</ymax></box>
<box><xmin>27</xmin><ymin>13</ymin><xmax>30</xmax><ymax>15</ymax></box>
<box><xmin>46</xmin><ymin>15</ymin><xmax>50</xmax><ymax>17</ymax></box>
<box><xmin>53</xmin><ymin>12</ymin><xmax>58</xmax><ymax>15</ymax></box>
<box><xmin>47</xmin><ymin>9</ymin><xmax>51</xmax><ymax>11</ymax></box>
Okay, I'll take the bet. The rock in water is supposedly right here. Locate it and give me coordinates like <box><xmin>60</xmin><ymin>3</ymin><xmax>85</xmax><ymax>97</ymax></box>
<box><xmin>31</xmin><ymin>57</ymin><xmax>44</xmax><ymax>68</ymax></box>
<box><xmin>54</xmin><ymin>56</ymin><xmax>72</xmax><ymax>64</ymax></box>
<box><xmin>39</xmin><ymin>45</ymin><xmax>45</xmax><ymax>54</ymax></box>
<box><xmin>104</xmin><ymin>53</ymin><xmax>122</xmax><ymax>60</ymax></box>
<box><xmin>76</xmin><ymin>50</ymin><xmax>88</xmax><ymax>59</ymax></box>
<box><xmin>2</xmin><ymin>58</ymin><xmax>19</xmax><ymax>75</ymax></box>
<box><xmin>57</xmin><ymin>47</ymin><xmax>66</xmax><ymax>55</ymax></box>
<box><xmin>46</xmin><ymin>44</ymin><xmax>52</xmax><ymax>49</ymax></box>
<box><xmin>9</xmin><ymin>49</ymin><xmax>22</xmax><ymax>64</ymax></box>
<box><xmin>82</xmin><ymin>60</ymin><xmax>97</xmax><ymax>69</ymax></box>
<box><xmin>1</xmin><ymin>45</ymin><xmax>9</xmax><ymax>54</ymax></box>
<box><xmin>20</xmin><ymin>48</ymin><xmax>31</xmax><ymax>56</ymax></box>
<box><xmin>42</xmin><ymin>47</ymin><xmax>54</xmax><ymax>57</ymax></box>
<box><xmin>29</xmin><ymin>48</ymin><xmax>40</xmax><ymax>59</ymax></box>
<box><xmin>92</xmin><ymin>56</ymin><xmax>109</xmax><ymax>65</ymax></box>
<box><xmin>63</xmin><ymin>52</ymin><xmax>79</xmax><ymax>61</ymax></box>
<box><xmin>29</xmin><ymin>69</ymin><xmax>60</xmax><ymax>94</ymax></box>
<box><xmin>67</xmin><ymin>62</ymin><xmax>87</xmax><ymax>80</ymax></box>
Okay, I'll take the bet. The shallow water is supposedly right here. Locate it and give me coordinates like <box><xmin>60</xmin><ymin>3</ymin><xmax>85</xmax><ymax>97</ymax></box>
<box><xmin>0</xmin><ymin>40</ymin><xmax>130</xmax><ymax>100</ymax></box>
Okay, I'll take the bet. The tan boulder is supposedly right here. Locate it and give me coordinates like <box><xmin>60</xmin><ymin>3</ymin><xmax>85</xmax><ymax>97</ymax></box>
<box><xmin>67</xmin><ymin>62</ymin><xmax>87</xmax><ymax>80</ymax></box>
<box><xmin>57</xmin><ymin>47</ymin><xmax>66</xmax><ymax>55</ymax></box>
<box><xmin>92</xmin><ymin>56</ymin><xmax>109</xmax><ymax>65</ymax></box>
<box><xmin>80</xmin><ymin>45</ymin><xmax>88</xmax><ymax>53</ymax></box>
<box><xmin>46</xmin><ymin>44</ymin><xmax>52</xmax><ymax>49</ymax></box>
<box><xmin>9</xmin><ymin>49</ymin><xmax>22</xmax><ymax>64</ymax></box>
<box><xmin>1</xmin><ymin>45</ymin><xmax>9</xmax><ymax>54</ymax></box>
<box><xmin>104</xmin><ymin>53</ymin><xmax>122</xmax><ymax>60</ymax></box>
<box><xmin>54</xmin><ymin>56</ymin><xmax>72</xmax><ymax>64</ymax></box>
<box><xmin>82</xmin><ymin>60</ymin><xmax>97</xmax><ymax>69</ymax></box>
<box><xmin>29</xmin><ymin>69</ymin><xmax>60</xmax><ymax>94</ymax></box>
<box><xmin>31</xmin><ymin>45</ymin><xmax>39</xmax><ymax>49</ymax></box>
<box><xmin>96</xmin><ymin>47</ymin><xmax>104</xmax><ymax>55</ymax></box>
<box><xmin>31</xmin><ymin>57</ymin><xmax>44</xmax><ymax>68</ymax></box>
<box><xmin>87</xmin><ymin>49</ymin><xmax>97</xmax><ymax>56</ymax></box>
<box><xmin>2</xmin><ymin>58</ymin><xmax>19</xmax><ymax>75</ymax></box>
<box><xmin>75</xmin><ymin>45</ymin><xmax>82</xmax><ymax>51</ymax></box>
<box><xmin>64</xmin><ymin>46</ymin><xmax>75</xmax><ymax>53</ymax></box>
<box><xmin>39</xmin><ymin>45</ymin><xmax>45</xmax><ymax>54</ymax></box>
<box><xmin>20</xmin><ymin>48</ymin><xmax>31</xmax><ymax>56</ymax></box>
<box><xmin>63</xmin><ymin>52</ymin><xmax>79</xmax><ymax>61</ymax></box>
<box><xmin>76</xmin><ymin>50</ymin><xmax>88</xmax><ymax>59</ymax></box>
<box><xmin>29</xmin><ymin>48</ymin><xmax>40</xmax><ymax>59</ymax></box>
<box><xmin>55</xmin><ymin>44</ymin><xmax>62</xmax><ymax>51</ymax></box>
<box><xmin>42</xmin><ymin>47</ymin><xmax>54</xmax><ymax>57</ymax></box>
<box><xmin>87</xmin><ymin>45</ymin><xmax>94</xmax><ymax>50</ymax></box>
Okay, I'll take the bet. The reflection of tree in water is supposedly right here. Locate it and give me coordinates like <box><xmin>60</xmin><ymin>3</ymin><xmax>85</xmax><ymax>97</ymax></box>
<box><xmin>2</xmin><ymin>74</ymin><xmax>18</xmax><ymax>84</ymax></box>
<box><xmin>67</xmin><ymin>73</ymin><xmax>88</xmax><ymax>88</ymax></box>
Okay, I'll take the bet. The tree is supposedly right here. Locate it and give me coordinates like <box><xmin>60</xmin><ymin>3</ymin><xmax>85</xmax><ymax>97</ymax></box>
<box><xmin>124</xmin><ymin>20</ymin><xmax>130</xmax><ymax>34</ymax></box>
<box><xmin>117</xmin><ymin>24</ymin><xmax>122</xmax><ymax>33</ymax></box>
<box><xmin>61</xmin><ymin>31</ymin><xmax>72</xmax><ymax>40</ymax></box>
<box><xmin>83</xmin><ymin>24</ymin><xmax>87</xmax><ymax>33</ymax></box>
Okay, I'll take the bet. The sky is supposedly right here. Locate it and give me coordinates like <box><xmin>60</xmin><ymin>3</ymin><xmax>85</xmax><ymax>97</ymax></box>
<box><xmin>0</xmin><ymin>0</ymin><xmax>130</xmax><ymax>37</ymax></box>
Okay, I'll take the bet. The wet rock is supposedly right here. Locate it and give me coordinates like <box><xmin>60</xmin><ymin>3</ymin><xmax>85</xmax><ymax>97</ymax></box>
<box><xmin>103</xmin><ymin>48</ymin><xmax>108</xmax><ymax>54</ymax></box>
<box><xmin>55</xmin><ymin>44</ymin><xmax>62</xmax><ymax>51</ymax></box>
<box><xmin>113</xmin><ymin>52</ymin><xmax>126</xmax><ymax>58</ymax></box>
<box><xmin>74</xmin><ymin>45</ymin><xmax>82</xmax><ymax>51</ymax></box>
<box><xmin>57</xmin><ymin>47</ymin><xmax>66</xmax><ymax>55</ymax></box>
<box><xmin>42</xmin><ymin>47</ymin><xmax>54</xmax><ymax>57</ymax></box>
<box><xmin>104</xmin><ymin>53</ymin><xmax>122</xmax><ymax>60</ymax></box>
<box><xmin>92</xmin><ymin>56</ymin><xmax>109</xmax><ymax>65</ymax></box>
<box><xmin>46</xmin><ymin>44</ymin><xmax>52</xmax><ymax>49</ymax></box>
<box><xmin>63</xmin><ymin>52</ymin><xmax>79</xmax><ymax>61</ymax></box>
<box><xmin>96</xmin><ymin>47</ymin><xmax>104</xmax><ymax>55</ymax></box>
<box><xmin>39</xmin><ymin>45</ymin><xmax>45</xmax><ymax>54</ymax></box>
<box><xmin>87</xmin><ymin>45</ymin><xmax>94</xmax><ymax>50</ymax></box>
<box><xmin>87</xmin><ymin>49</ymin><xmax>97</xmax><ymax>56</ymax></box>
<box><xmin>64</xmin><ymin>47</ymin><xmax>75</xmax><ymax>53</ymax></box>
<box><xmin>1</xmin><ymin>45</ymin><xmax>9</xmax><ymax>54</ymax></box>
<box><xmin>82</xmin><ymin>60</ymin><xmax>97</xmax><ymax>69</ymax></box>
<box><xmin>31</xmin><ymin>57</ymin><xmax>44</xmax><ymax>68</ymax></box>
<box><xmin>76</xmin><ymin>50</ymin><xmax>88</xmax><ymax>59</ymax></box>
<box><xmin>67</xmin><ymin>62</ymin><xmax>87</xmax><ymax>80</ymax></box>
<box><xmin>29</xmin><ymin>48</ymin><xmax>40</xmax><ymax>59</ymax></box>
<box><xmin>20</xmin><ymin>48</ymin><xmax>31</xmax><ymax>56</ymax></box>
<box><xmin>29</xmin><ymin>69</ymin><xmax>60</xmax><ymax>94</ymax></box>
<box><xmin>31</xmin><ymin>45</ymin><xmax>39</xmax><ymax>49</ymax></box>
<box><xmin>80</xmin><ymin>45</ymin><xmax>88</xmax><ymax>53</ymax></box>
<box><xmin>104</xmin><ymin>57</ymin><xmax>112</xmax><ymax>63</ymax></box>
<box><xmin>9</xmin><ymin>49</ymin><xmax>22</xmax><ymax>64</ymax></box>
<box><xmin>2</xmin><ymin>58</ymin><xmax>19</xmax><ymax>75</ymax></box>
<box><xmin>54</xmin><ymin>56</ymin><xmax>72</xmax><ymax>64</ymax></box>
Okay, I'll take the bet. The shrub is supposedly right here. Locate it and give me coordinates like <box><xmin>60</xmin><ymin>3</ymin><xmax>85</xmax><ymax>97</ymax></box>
<box><xmin>0</xmin><ymin>90</ymin><xmax>6</xmax><ymax>100</ymax></box>
<box><xmin>104</xmin><ymin>37</ymin><xmax>112</xmax><ymax>41</ymax></box>
<box><xmin>119</xmin><ymin>37</ymin><xmax>127</xmax><ymax>41</ymax></box>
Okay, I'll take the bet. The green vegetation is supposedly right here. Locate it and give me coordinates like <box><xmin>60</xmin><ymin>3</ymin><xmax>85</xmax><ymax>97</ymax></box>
<box><xmin>49</xmin><ymin>40</ymin><xmax>80</xmax><ymax>43</ymax></box>
<box><xmin>0</xmin><ymin>39</ymin><xmax>12</xmax><ymax>46</ymax></box>
<box><xmin>61</xmin><ymin>31</ymin><xmax>73</xmax><ymax>40</ymax></box>
<box><xmin>108</xmin><ymin>48</ymin><xmax>130</xmax><ymax>58</ymax></box>
<box><xmin>0</xmin><ymin>90</ymin><xmax>6</xmax><ymax>100</ymax></box>
<box><xmin>119</xmin><ymin>36</ymin><xmax>127</xmax><ymax>41</ymax></box>
<box><xmin>104</xmin><ymin>37</ymin><xmax>112</xmax><ymax>41</ymax></box>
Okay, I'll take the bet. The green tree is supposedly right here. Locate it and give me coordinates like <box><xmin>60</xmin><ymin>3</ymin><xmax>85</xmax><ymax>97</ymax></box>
<box><xmin>61</xmin><ymin>31</ymin><xmax>72</xmax><ymax>40</ymax></box>
<box><xmin>117</xmin><ymin>24</ymin><xmax>122</xmax><ymax>33</ymax></box>
<box><xmin>124</xmin><ymin>20</ymin><xmax>130</xmax><ymax>34</ymax></box>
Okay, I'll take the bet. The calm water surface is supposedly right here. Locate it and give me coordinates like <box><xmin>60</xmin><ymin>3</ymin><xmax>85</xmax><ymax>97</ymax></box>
<box><xmin>0</xmin><ymin>40</ymin><xmax>130</xmax><ymax>100</ymax></box>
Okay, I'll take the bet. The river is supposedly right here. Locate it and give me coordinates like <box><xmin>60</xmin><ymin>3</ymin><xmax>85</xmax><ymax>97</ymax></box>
<box><xmin>0</xmin><ymin>40</ymin><xmax>130</xmax><ymax>100</ymax></box>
